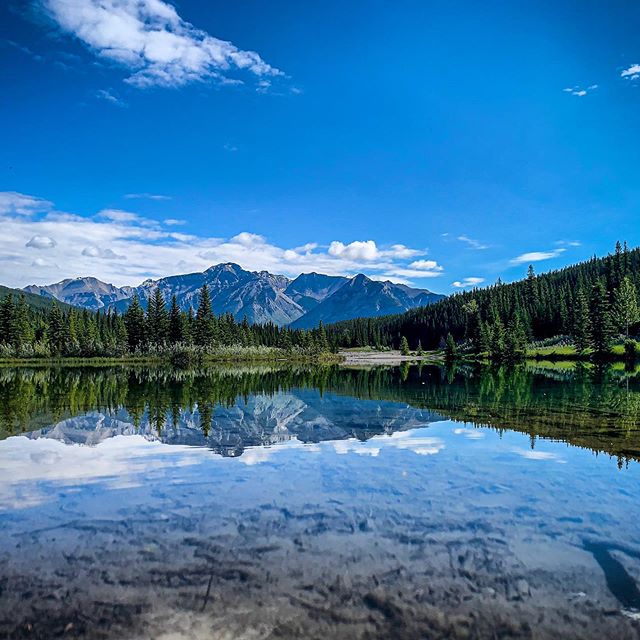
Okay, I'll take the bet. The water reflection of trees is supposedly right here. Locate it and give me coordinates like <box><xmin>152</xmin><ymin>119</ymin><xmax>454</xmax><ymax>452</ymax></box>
<box><xmin>1</xmin><ymin>364</ymin><xmax>639</xmax><ymax>465</ymax></box>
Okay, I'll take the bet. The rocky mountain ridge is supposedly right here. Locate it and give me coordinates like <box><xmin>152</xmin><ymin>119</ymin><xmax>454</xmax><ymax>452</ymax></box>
<box><xmin>23</xmin><ymin>263</ymin><xmax>444</xmax><ymax>327</ymax></box>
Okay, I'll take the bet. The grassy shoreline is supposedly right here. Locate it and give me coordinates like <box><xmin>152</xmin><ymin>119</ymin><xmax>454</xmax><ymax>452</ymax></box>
<box><xmin>1</xmin><ymin>345</ymin><xmax>636</xmax><ymax>367</ymax></box>
<box><xmin>0</xmin><ymin>353</ymin><xmax>343</xmax><ymax>367</ymax></box>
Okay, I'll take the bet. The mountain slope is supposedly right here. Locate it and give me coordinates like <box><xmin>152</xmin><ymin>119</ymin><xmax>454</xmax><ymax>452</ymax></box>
<box><xmin>0</xmin><ymin>285</ymin><xmax>76</xmax><ymax>312</ymax></box>
<box><xmin>116</xmin><ymin>263</ymin><xmax>306</xmax><ymax>325</ymax></box>
<box><xmin>23</xmin><ymin>277</ymin><xmax>133</xmax><ymax>311</ymax></box>
<box><xmin>284</xmin><ymin>272</ymin><xmax>349</xmax><ymax>313</ymax></box>
<box><xmin>290</xmin><ymin>274</ymin><xmax>444</xmax><ymax>329</ymax></box>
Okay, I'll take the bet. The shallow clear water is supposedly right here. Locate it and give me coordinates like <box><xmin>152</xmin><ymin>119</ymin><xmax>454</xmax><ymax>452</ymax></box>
<box><xmin>1</xmin><ymin>364</ymin><xmax>639</xmax><ymax>639</ymax></box>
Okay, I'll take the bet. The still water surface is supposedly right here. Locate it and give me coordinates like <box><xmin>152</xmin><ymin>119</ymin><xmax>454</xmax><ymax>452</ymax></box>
<box><xmin>1</xmin><ymin>364</ymin><xmax>640</xmax><ymax>639</ymax></box>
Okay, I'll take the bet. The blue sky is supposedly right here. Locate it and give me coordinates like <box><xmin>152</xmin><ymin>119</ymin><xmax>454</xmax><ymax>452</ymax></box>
<box><xmin>1</xmin><ymin>0</ymin><xmax>639</xmax><ymax>290</ymax></box>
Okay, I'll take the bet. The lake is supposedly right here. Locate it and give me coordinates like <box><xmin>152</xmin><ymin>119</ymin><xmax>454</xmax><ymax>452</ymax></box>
<box><xmin>1</xmin><ymin>363</ymin><xmax>640</xmax><ymax>639</ymax></box>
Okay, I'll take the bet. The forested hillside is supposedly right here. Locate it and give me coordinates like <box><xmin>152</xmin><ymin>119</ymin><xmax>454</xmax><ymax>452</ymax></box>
<box><xmin>327</xmin><ymin>242</ymin><xmax>640</xmax><ymax>359</ymax></box>
<box><xmin>0</xmin><ymin>285</ymin><xmax>74</xmax><ymax>313</ymax></box>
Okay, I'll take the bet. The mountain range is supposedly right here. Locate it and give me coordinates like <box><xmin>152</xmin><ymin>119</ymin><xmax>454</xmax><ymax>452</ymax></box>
<box><xmin>21</xmin><ymin>263</ymin><xmax>444</xmax><ymax>327</ymax></box>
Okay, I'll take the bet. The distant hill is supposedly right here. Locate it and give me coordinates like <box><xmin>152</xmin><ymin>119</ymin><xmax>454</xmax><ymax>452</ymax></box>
<box><xmin>21</xmin><ymin>263</ymin><xmax>444</xmax><ymax>327</ymax></box>
<box><xmin>0</xmin><ymin>285</ymin><xmax>76</xmax><ymax>312</ymax></box>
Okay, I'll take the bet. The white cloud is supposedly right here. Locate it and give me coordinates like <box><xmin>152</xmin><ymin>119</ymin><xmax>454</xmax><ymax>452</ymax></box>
<box><xmin>125</xmin><ymin>193</ymin><xmax>172</xmax><ymax>201</ymax></box>
<box><xmin>256</xmin><ymin>79</ymin><xmax>271</xmax><ymax>93</ymax></box>
<box><xmin>622</xmin><ymin>64</ymin><xmax>640</xmax><ymax>80</ymax></box>
<box><xmin>328</xmin><ymin>240</ymin><xmax>379</xmax><ymax>261</ymax></box>
<box><xmin>563</xmin><ymin>84</ymin><xmax>598</xmax><ymax>97</ymax></box>
<box><xmin>387</xmin><ymin>244</ymin><xmax>423</xmax><ymax>259</ymax></box>
<box><xmin>366</xmin><ymin>274</ymin><xmax>409</xmax><ymax>285</ymax></box>
<box><xmin>81</xmin><ymin>246</ymin><xmax>101</xmax><ymax>257</ymax></box>
<box><xmin>327</xmin><ymin>240</ymin><xmax>425</xmax><ymax>263</ymax></box>
<box><xmin>95</xmin><ymin>88</ymin><xmax>126</xmax><ymax>107</ymax></box>
<box><xmin>42</xmin><ymin>0</ymin><xmax>282</xmax><ymax>88</ymax></box>
<box><xmin>26</xmin><ymin>235</ymin><xmax>57</xmax><ymax>249</ymax></box>
<box><xmin>3</xmin><ymin>39</ymin><xmax>45</xmax><ymax>63</ymax></box>
<box><xmin>0</xmin><ymin>193</ymin><xmax>444</xmax><ymax>288</ymax></box>
<box><xmin>409</xmin><ymin>259</ymin><xmax>441</xmax><ymax>271</ymax></box>
<box><xmin>163</xmin><ymin>218</ymin><xmax>185</xmax><ymax>226</ymax></box>
<box><xmin>82</xmin><ymin>246</ymin><xmax>125</xmax><ymax>260</ymax></box>
<box><xmin>509</xmin><ymin>249</ymin><xmax>565</xmax><ymax>265</ymax></box>
<box><xmin>387</xmin><ymin>268</ymin><xmax>443</xmax><ymax>279</ymax></box>
<box><xmin>457</xmin><ymin>235</ymin><xmax>488</xmax><ymax>250</ymax></box>
<box><xmin>293</xmin><ymin>242</ymin><xmax>317</xmax><ymax>253</ymax></box>
<box><xmin>232</xmin><ymin>231</ymin><xmax>265</xmax><ymax>247</ymax></box>
<box><xmin>0</xmin><ymin>191</ymin><xmax>52</xmax><ymax>215</ymax></box>
<box><xmin>380</xmin><ymin>260</ymin><xmax>444</xmax><ymax>280</ymax></box>
<box><xmin>452</xmin><ymin>277</ymin><xmax>484</xmax><ymax>288</ymax></box>
<box><xmin>98</xmin><ymin>208</ymin><xmax>155</xmax><ymax>226</ymax></box>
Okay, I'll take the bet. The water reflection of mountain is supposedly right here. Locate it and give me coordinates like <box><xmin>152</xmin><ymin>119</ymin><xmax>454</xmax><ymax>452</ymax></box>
<box><xmin>2</xmin><ymin>363</ymin><xmax>640</xmax><ymax>463</ymax></box>
<box><xmin>24</xmin><ymin>390</ymin><xmax>445</xmax><ymax>457</ymax></box>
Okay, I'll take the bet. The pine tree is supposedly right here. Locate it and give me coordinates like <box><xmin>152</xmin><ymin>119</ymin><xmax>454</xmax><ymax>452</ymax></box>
<box><xmin>589</xmin><ymin>280</ymin><xmax>614</xmax><ymax>357</ymax></box>
<box><xmin>79</xmin><ymin>308</ymin><xmax>99</xmax><ymax>355</ymax></box>
<box><xmin>316</xmin><ymin>321</ymin><xmax>329</xmax><ymax>353</ymax></box>
<box><xmin>147</xmin><ymin>288</ymin><xmax>168</xmax><ymax>345</ymax></box>
<box><xmin>611</xmin><ymin>240</ymin><xmax>624</xmax><ymax>290</ymax></box>
<box><xmin>416</xmin><ymin>339</ymin><xmax>423</xmax><ymax>356</ymax></box>
<box><xmin>526</xmin><ymin>264</ymin><xmax>538</xmax><ymax>311</ymax></box>
<box><xmin>67</xmin><ymin>310</ymin><xmax>79</xmax><ymax>351</ymax></box>
<box><xmin>504</xmin><ymin>316</ymin><xmax>527</xmax><ymax>362</ymax></box>
<box><xmin>114</xmin><ymin>314</ymin><xmax>128</xmax><ymax>354</ymax></box>
<box><xmin>0</xmin><ymin>295</ymin><xmax>15</xmax><ymax>346</ymax></box>
<box><xmin>612</xmin><ymin>276</ymin><xmax>639</xmax><ymax>338</ymax></box>
<box><xmin>168</xmin><ymin>294</ymin><xmax>184</xmax><ymax>343</ymax></box>
<box><xmin>124</xmin><ymin>295</ymin><xmax>146</xmax><ymax>351</ymax></box>
<box><xmin>463</xmin><ymin>300</ymin><xmax>481</xmax><ymax>353</ymax></box>
<box><xmin>194</xmin><ymin>284</ymin><xmax>215</xmax><ymax>346</ymax></box>
<box><xmin>13</xmin><ymin>295</ymin><xmax>33</xmax><ymax>348</ymax></box>
<box><xmin>572</xmin><ymin>288</ymin><xmax>591</xmax><ymax>354</ymax></box>
<box><xmin>47</xmin><ymin>303</ymin><xmax>66</xmax><ymax>355</ymax></box>
<box><xmin>186</xmin><ymin>307</ymin><xmax>195</xmax><ymax>342</ymax></box>
<box><xmin>478</xmin><ymin>321</ymin><xmax>491</xmax><ymax>355</ymax></box>
<box><xmin>400</xmin><ymin>335</ymin><xmax>410</xmax><ymax>356</ymax></box>
<box><xmin>278</xmin><ymin>328</ymin><xmax>293</xmax><ymax>351</ymax></box>
<box><xmin>240</xmin><ymin>316</ymin><xmax>252</xmax><ymax>347</ymax></box>
<box><xmin>488</xmin><ymin>318</ymin><xmax>506</xmax><ymax>361</ymax></box>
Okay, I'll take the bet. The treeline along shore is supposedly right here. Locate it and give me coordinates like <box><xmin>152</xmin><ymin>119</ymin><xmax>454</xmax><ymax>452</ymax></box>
<box><xmin>0</xmin><ymin>284</ymin><xmax>336</xmax><ymax>364</ymax></box>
